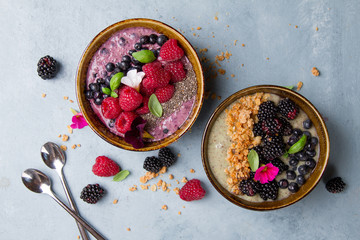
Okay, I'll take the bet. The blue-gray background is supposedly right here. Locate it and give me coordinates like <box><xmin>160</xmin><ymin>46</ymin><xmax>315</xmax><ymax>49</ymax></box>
<box><xmin>1</xmin><ymin>0</ymin><xmax>359</xmax><ymax>239</ymax></box>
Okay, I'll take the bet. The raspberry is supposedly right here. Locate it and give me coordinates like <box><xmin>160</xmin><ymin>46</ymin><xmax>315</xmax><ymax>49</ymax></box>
<box><xmin>92</xmin><ymin>156</ymin><xmax>120</xmax><ymax>177</ymax></box>
<box><xmin>164</xmin><ymin>60</ymin><xmax>186</xmax><ymax>83</ymax></box>
<box><xmin>115</xmin><ymin>111</ymin><xmax>138</xmax><ymax>134</ymax></box>
<box><xmin>135</xmin><ymin>96</ymin><xmax>150</xmax><ymax>115</ymax></box>
<box><xmin>119</xmin><ymin>86</ymin><xmax>143</xmax><ymax>111</ymax></box>
<box><xmin>101</xmin><ymin>97</ymin><xmax>122</xmax><ymax>119</ymax></box>
<box><xmin>142</xmin><ymin>62</ymin><xmax>171</xmax><ymax>89</ymax></box>
<box><xmin>155</xmin><ymin>85</ymin><xmax>175</xmax><ymax>103</ymax></box>
<box><xmin>179</xmin><ymin>179</ymin><xmax>206</xmax><ymax>201</ymax></box>
<box><xmin>159</xmin><ymin>39</ymin><xmax>184</xmax><ymax>62</ymax></box>
<box><xmin>140</xmin><ymin>83</ymin><xmax>155</xmax><ymax>97</ymax></box>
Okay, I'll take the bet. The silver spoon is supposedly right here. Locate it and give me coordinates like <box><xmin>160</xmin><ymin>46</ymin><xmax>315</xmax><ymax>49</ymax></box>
<box><xmin>22</xmin><ymin>169</ymin><xmax>105</xmax><ymax>240</ymax></box>
<box><xmin>41</xmin><ymin>142</ymin><xmax>89</xmax><ymax>240</ymax></box>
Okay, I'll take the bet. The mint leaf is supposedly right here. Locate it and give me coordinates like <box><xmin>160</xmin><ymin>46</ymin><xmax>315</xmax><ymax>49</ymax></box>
<box><xmin>110</xmin><ymin>72</ymin><xmax>124</xmax><ymax>91</ymax></box>
<box><xmin>113</xmin><ymin>170</ymin><xmax>130</xmax><ymax>182</ymax></box>
<box><xmin>288</xmin><ymin>135</ymin><xmax>307</xmax><ymax>154</ymax></box>
<box><xmin>284</xmin><ymin>85</ymin><xmax>294</xmax><ymax>90</ymax></box>
<box><xmin>111</xmin><ymin>91</ymin><xmax>118</xmax><ymax>98</ymax></box>
<box><xmin>247</xmin><ymin>149</ymin><xmax>259</xmax><ymax>172</ymax></box>
<box><xmin>102</xmin><ymin>87</ymin><xmax>111</xmax><ymax>95</ymax></box>
<box><xmin>148</xmin><ymin>94</ymin><xmax>163</xmax><ymax>117</ymax></box>
<box><xmin>132</xmin><ymin>50</ymin><xmax>156</xmax><ymax>63</ymax></box>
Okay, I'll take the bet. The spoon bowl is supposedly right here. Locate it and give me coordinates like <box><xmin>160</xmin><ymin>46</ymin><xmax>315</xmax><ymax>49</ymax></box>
<box><xmin>22</xmin><ymin>168</ymin><xmax>51</xmax><ymax>194</ymax></box>
<box><xmin>41</xmin><ymin>142</ymin><xmax>66</xmax><ymax>170</ymax></box>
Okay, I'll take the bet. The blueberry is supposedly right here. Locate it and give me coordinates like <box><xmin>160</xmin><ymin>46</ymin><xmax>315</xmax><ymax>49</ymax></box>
<box><xmin>89</xmin><ymin>83</ymin><xmax>100</xmax><ymax>92</ymax></box>
<box><xmin>85</xmin><ymin>90</ymin><xmax>94</xmax><ymax>99</ymax></box>
<box><xmin>122</xmin><ymin>55</ymin><xmax>131</xmax><ymax>62</ymax></box>
<box><xmin>140</xmin><ymin>35</ymin><xmax>150</xmax><ymax>44</ymax></box>
<box><xmin>287</xmin><ymin>136</ymin><xmax>298</xmax><ymax>146</ymax></box>
<box><xmin>94</xmin><ymin>97</ymin><xmax>103</xmax><ymax>105</ymax></box>
<box><xmin>131</xmin><ymin>56</ymin><xmax>141</xmax><ymax>65</ymax></box>
<box><xmin>119</xmin><ymin>61</ymin><xmax>130</xmax><ymax>71</ymax></box>
<box><xmin>99</xmin><ymin>83</ymin><xmax>107</xmax><ymax>91</ymax></box>
<box><xmin>105</xmin><ymin>62</ymin><xmax>115</xmax><ymax>72</ymax></box>
<box><xmin>305</xmin><ymin>158</ymin><xmax>316</xmax><ymax>169</ymax></box>
<box><xmin>128</xmin><ymin>49</ymin><xmax>137</xmax><ymax>55</ymax></box>
<box><xmin>305</xmin><ymin>143</ymin><xmax>315</xmax><ymax>151</ymax></box>
<box><xmin>293</xmin><ymin>129</ymin><xmax>302</xmax><ymax>136</ymax></box>
<box><xmin>298</xmin><ymin>165</ymin><xmax>309</xmax><ymax>175</ymax></box>
<box><xmin>296</xmin><ymin>151</ymin><xmax>308</xmax><ymax>161</ymax></box>
<box><xmin>101</xmin><ymin>70</ymin><xmax>108</xmax><ymax>77</ymax></box>
<box><xmin>286</xmin><ymin>170</ymin><xmax>296</xmax><ymax>180</ymax></box>
<box><xmin>163</xmin><ymin>128</ymin><xmax>169</xmax><ymax>134</ymax></box>
<box><xmin>96</xmin><ymin>78</ymin><xmax>105</xmax><ymax>84</ymax></box>
<box><xmin>288</xmin><ymin>182</ymin><xmax>299</xmax><ymax>193</ymax></box>
<box><xmin>289</xmin><ymin>157</ymin><xmax>299</xmax><ymax>167</ymax></box>
<box><xmin>100</xmin><ymin>48</ymin><xmax>109</xmax><ymax>55</ymax></box>
<box><xmin>113</xmin><ymin>67</ymin><xmax>121</xmax><ymax>73</ymax></box>
<box><xmin>156</xmin><ymin>48</ymin><xmax>161</xmax><ymax>57</ymax></box>
<box><xmin>149</xmin><ymin>34</ymin><xmax>158</xmax><ymax>44</ymax></box>
<box><xmin>296</xmin><ymin>175</ymin><xmax>306</xmax><ymax>186</ymax></box>
<box><xmin>306</xmin><ymin>150</ymin><xmax>316</xmax><ymax>157</ymax></box>
<box><xmin>118</xmin><ymin>37</ymin><xmax>127</xmax><ymax>46</ymax></box>
<box><xmin>151</xmin><ymin>49</ymin><xmax>158</xmax><ymax>58</ymax></box>
<box><xmin>311</xmin><ymin>137</ymin><xmax>318</xmax><ymax>146</ymax></box>
<box><xmin>134</xmin><ymin>43</ymin><xmax>142</xmax><ymax>50</ymax></box>
<box><xmin>157</xmin><ymin>35</ymin><xmax>168</xmax><ymax>46</ymax></box>
<box><xmin>92</xmin><ymin>73</ymin><xmax>97</xmax><ymax>78</ymax></box>
<box><xmin>303</xmin><ymin>119</ymin><xmax>312</xmax><ymax>129</ymax></box>
<box><xmin>278</xmin><ymin>179</ymin><xmax>289</xmax><ymax>189</ymax></box>
<box><xmin>303</xmin><ymin>131</ymin><xmax>311</xmax><ymax>139</ymax></box>
<box><xmin>108</xmin><ymin>119</ymin><xmax>115</xmax><ymax>128</ymax></box>
<box><xmin>105</xmin><ymin>76</ymin><xmax>111</xmax><ymax>86</ymax></box>
<box><xmin>93</xmin><ymin>92</ymin><xmax>101</xmax><ymax>99</ymax></box>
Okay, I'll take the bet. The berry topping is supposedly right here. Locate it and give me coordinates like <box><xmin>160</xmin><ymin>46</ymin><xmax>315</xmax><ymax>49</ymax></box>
<box><xmin>303</xmin><ymin>119</ymin><xmax>312</xmax><ymax>129</ymax></box>
<box><xmin>261</xmin><ymin>118</ymin><xmax>283</xmax><ymax>135</ymax></box>
<box><xmin>179</xmin><ymin>179</ymin><xmax>206</xmax><ymax>201</ymax></box>
<box><xmin>154</xmin><ymin>84</ymin><xmax>175</xmax><ymax>103</ymax></box>
<box><xmin>101</xmin><ymin>97</ymin><xmax>122</xmax><ymax>119</ymax></box>
<box><xmin>269</xmin><ymin>158</ymin><xmax>288</xmax><ymax>174</ymax></box>
<box><xmin>326</xmin><ymin>177</ymin><xmax>346</xmax><ymax>193</ymax></box>
<box><xmin>164</xmin><ymin>60</ymin><xmax>187</xmax><ymax>82</ymax></box>
<box><xmin>119</xmin><ymin>86</ymin><xmax>143</xmax><ymax>112</ymax></box>
<box><xmin>135</xmin><ymin>96</ymin><xmax>150</xmax><ymax>115</ymax></box>
<box><xmin>80</xmin><ymin>184</ymin><xmax>105</xmax><ymax>204</ymax></box>
<box><xmin>140</xmin><ymin>83</ymin><xmax>155</xmax><ymax>97</ymax></box>
<box><xmin>296</xmin><ymin>175</ymin><xmax>306</xmax><ymax>186</ymax></box>
<box><xmin>259</xmin><ymin>180</ymin><xmax>278</xmax><ymax>201</ymax></box>
<box><xmin>157</xmin><ymin>34</ymin><xmax>168</xmax><ymax>46</ymax></box>
<box><xmin>115</xmin><ymin>111</ymin><xmax>138</xmax><ymax>134</ymax></box>
<box><xmin>239</xmin><ymin>179</ymin><xmax>259</xmax><ymax>196</ymax></box>
<box><xmin>158</xmin><ymin>147</ymin><xmax>176</xmax><ymax>167</ymax></box>
<box><xmin>288</xmin><ymin>182</ymin><xmax>299</xmax><ymax>193</ymax></box>
<box><xmin>142</xmin><ymin>62</ymin><xmax>171</xmax><ymax>89</ymax></box>
<box><xmin>139</xmin><ymin>35</ymin><xmax>150</xmax><ymax>44</ymax></box>
<box><xmin>286</xmin><ymin>170</ymin><xmax>296</xmax><ymax>180</ymax></box>
<box><xmin>278</xmin><ymin>179</ymin><xmax>289</xmax><ymax>189</ymax></box>
<box><xmin>257</xmin><ymin>101</ymin><xmax>277</xmax><ymax>121</ymax></box>
<box><xmin>253</xmin><ymin>122</ymin><xmax>265</xmax><ymax>138</ymax></box>
<box><xmin>149</xmin><ymin>34</ymin><xmax>158</xmax><ymax>44</ymax></box>
<box><xmin>159</xmin><ymin>39</ymin><xmax>184</xmax><ymax>62</ymax></box>
<box><xmin>37</xmin><ymin>55</ymin><xmax>57</xmax><ymax>80</ymax></box>
<box><xmin>105</xmin><ymin>62</ymin><xmax>115</xmax><ymax>72</ymax></box>
<box><xmin>278</xmin><ymin>98</ymin><xmax>299</xmax><ymax>120</ymax></box>
<box><xmin>143</xmin><ymin>156</ymin><xmax>163</xmax><ymax>173</ymax></box>
<box><xmin>92</xmin><ymin>156</ymin><xmax>120</xmax><ymax>177</ymax></box>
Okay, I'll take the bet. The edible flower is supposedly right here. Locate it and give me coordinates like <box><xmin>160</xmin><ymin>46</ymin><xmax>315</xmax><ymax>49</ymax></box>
<box><xmin>254</xmin><ymin>163</ymin><xmax>279</xmax><ymax>184</ymax></box>
<box><xmin>124</xmin><ymin>117</ymin><xmax>153</xmax><ymax>149</ymax></box>
<box><xmin>121</xmin><ymin>69</ymin><xmax>145</xmax><ymax>92</ymax></box>
<box><xmin>70</xmin><ymin>108</ymin><xmax>88</xmax><ymax>129</ymax></box>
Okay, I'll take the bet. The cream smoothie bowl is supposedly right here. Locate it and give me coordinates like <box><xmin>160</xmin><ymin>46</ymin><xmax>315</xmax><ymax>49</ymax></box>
<box><xmin>202</xmin><ymin>86</ymin><xmax>329</xmax><ymax>210</ymax></box>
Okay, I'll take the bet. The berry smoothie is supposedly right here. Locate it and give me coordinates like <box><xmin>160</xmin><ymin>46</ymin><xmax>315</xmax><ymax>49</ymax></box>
<box><xmin>86</xmin><ymin>27</ymin><xmax>197</xmax><ymax>141</ymax></box>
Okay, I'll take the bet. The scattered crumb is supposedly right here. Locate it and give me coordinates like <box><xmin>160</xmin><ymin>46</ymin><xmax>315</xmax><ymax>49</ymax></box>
<box><xmin>190</xmin><ymin>169</ymin><xmax>195</xmax><ymax>173</ymax></box>
<box><xmin>151</xmin><ymin>184</ymin><xmax>157</xmax><ymax>192</ymax></box>
<box><xmin>183</xmin><ymin>206</ymin><xmax>185</xmax><ymax>208</ymax></box>
<box><xmin>218</xmin><ymin>69</ymin><xmax>226</xmax><ymax>75</ymax></box>
<box><xmin>77</xmin><ymin>144</ymin><xmax>81</xmax><ymax>147</ymax></box>
<box><xmin>175</xmin><ymin>180</ymin><xmax>180</xmax><ymax>184</ymax></box>
<box><xmin>214</xmin><ymin>16</ymin><xmax>218</xmax><ymax>21</ymax></box>
<box><xmin>315</xmin><ymin>27</ymin><xmax>319</xmax><ymax>31</ymax></box>
<box><xmin>173</xmin><ymin>187</ymin><xmax>180</xmax><ymax>195</ymax></box>
<box><xmin>231</xmin><ymin>74</ymin><xmax>235</xmax><ymax>78</ymax></box>
<box><xmin>178</xmin><ymin>211</ymin><xmax>181</xmax><ymax>215</ymax></box>
<box><xmin>157</xmin><ymin>179</ymin><xmax>163</xmax><ymax>187</ymax></box>
<box><xmin>196</xmin><ymin>27</ymin><xmax>202</xmax><ymax>30</ymax></box>
<box><xmin>169</xmin><ymin>174</ymin><xmax>174</xmax><ymax>180</ymax></box>
<box><xmin>217</xmin><ymin>96</ymin><xmax>221</xmax><ymax>100</ymax></box>
<box><xmin>181</xmin><ymin>177</ymin><xmax>188</xmax><ymax>183</ymax></box>
<box><xmin>177</xmin><ymin>153</ymin><xmax>181</xmax><ymax>157</ymax></box>
<box><xmin>113</xmin><ymin>199</ymin><xmax>118</xmax><ymax>204</ymax></box>
<box><xmin>41</xmin><ymin>93</ymin><xmax>46</xmax><ymax>98</ymax></box>
<box><xmin>193</xmin><ymin>33</ymin><xmax>196</xmax><ymax>36</ymax></box>
<box><xmin>241</xmin><ymin>64</ymin><xmax>244</xmax><ymax>67</ymax></box>
<box><xmin>311</xmin><ymin>67</ymin><xmax>320</xmax><ymax>76</ymax></box>
<box><xmin>60</xmin><ymin>145</ymin><xmax>67</xmax><ymax>151</ymax></box>
<box><xmin>58</xmin><ymin>134</ymin><xmax>62</xmax><ymax>138</ymax></box>
<box><xmin>242</xmin><ymin>43</ymin><xmax>245</xmax><ymax>47</ymax></box>
<box><xmin>211</xmin><ymin>93</ymin><xmax>217</xmax><ymax>100</ymax></box>
<box><xmin>191</xmin><ymin>27</ymin><xmax>194</xmax><ymax>31</ymax></box>
<box><xmin>159</xmin><ymin>166</ymin><xmax>167</xmax><ymax>174</ymax></box>
<box><xmin>199</xmin><ymin>48</ymin><xmax>208</xmax><ymax>53</ymax></box>
<box><xmin>204</xmin><ymin>91</ymin><xmax>211</xmax><ymax>99</ymax></box>
<box><xmin>162</xmin><ymin>205</ymin><xmax>168</xmax><ymax>210</ymax></box>
<box><xmin>140</xmin><ymin>184</ymin><xmax>149</xmax><ymax>190</ymax></box>
<box><xmin>69</xmin><ymin>100</ymin><xmax>74</xmax><ymax>103</ymax></box>
<box><xmin>234</xmin><ymin>40</ymin><xmax>238</xmax><ymax>46</ymax></box>
<box><xmin>129</xmin><ymin>185</ymin><xmax>137</xmax><ymax>192</ymax></box>
<box><xmin>126</xmin><ymin>228</ymin><xmax>131</xmax><ymax>232</ymax></box>
<box><xmin>63</xmin><ymin>96</ymin><xmax>69</xmax><ymax>100</ymax></box>
<box><xmin>77</xmin><ymin>236</ymin><xmax>80</xmax><ymax>239</ymax></box>
<box><xmin>297</xmin><ymin>81</ymin><xmax>303</xmax><ymax>91</ymax></box>
<box><xmin>71</xmin><ymin>144</ymin><xmax>76</xmax><ymax>149</ymax></box>
<box><xmin>295</xmin><ymin>25</ymin><xmax>298</xmax><ymax>28</ymax></box>
<box><xmin>67</xmin><ymin>125</ymin><xmax>73</xmax><ymax>134</ymax></box>
<box><xmin>289</xmin><ymin>24</ymin><xmax>291</xmax><ymax>26</ymax></box>
<box><xmin>266</xmin><ymin>57</ymin><xmax>269</xmax><ymax>60</ymax></box>
<box><xmin>62</xmin><ymin>135</ymin><xmax>69</xmax><ymax>142</ymax></box>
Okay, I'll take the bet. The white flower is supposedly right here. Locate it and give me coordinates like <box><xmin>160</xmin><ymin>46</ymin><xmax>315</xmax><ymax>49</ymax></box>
<box><xmin>121</xmin><ymin>69</ymin><xmax>145</xmax><ymax>92</ymax></box>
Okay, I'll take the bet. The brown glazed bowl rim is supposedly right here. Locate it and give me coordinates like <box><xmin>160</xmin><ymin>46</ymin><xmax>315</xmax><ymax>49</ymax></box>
<box><xmin>201</xmin><ymin>85</ymin><xmax>330</xmax><ymax>211</ymax></box>
<box><xmin>76</xmin><ymin>18</ymin><xmax>204</xmax><ymax>151</ymax></box>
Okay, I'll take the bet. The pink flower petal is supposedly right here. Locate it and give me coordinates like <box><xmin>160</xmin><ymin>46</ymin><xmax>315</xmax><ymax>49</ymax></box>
<box><xmin>70</xmin><ymin>114</ymin><xmax>88</xmax><ymax>129</ymax></box>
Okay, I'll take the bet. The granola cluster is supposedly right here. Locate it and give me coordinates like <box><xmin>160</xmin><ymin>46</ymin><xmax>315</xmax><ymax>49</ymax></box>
<box><xmin>225</xmin><ymin>93</ymin><xmax>269</xmax><ymax>194</ymax></box>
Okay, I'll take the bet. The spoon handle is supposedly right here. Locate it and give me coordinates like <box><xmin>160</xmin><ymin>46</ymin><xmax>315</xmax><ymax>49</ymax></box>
<box><xmin>48</xmin><ymin>191</ymin><xmax>105</xmax><ymax>240</ymax></box>
<box><xmin>59</xmin><ymin>170</ymin><xmax>89</xmax><ymax>240</ymax></box>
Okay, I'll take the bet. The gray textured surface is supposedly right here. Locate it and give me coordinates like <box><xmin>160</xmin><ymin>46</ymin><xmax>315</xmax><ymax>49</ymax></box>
<box><xmin>1</xmin><ymin>0</ymin><xmax>359</xmax><ymax>239</ymax></box>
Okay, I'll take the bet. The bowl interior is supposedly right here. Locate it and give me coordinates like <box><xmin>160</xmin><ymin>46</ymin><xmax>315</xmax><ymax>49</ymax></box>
<box><xmin>76</xmin><ymin>19</ymin><xmax>204</xmax><ymax>151</ymax></box>
<box><xmin>201</xmin><ymin>85</ymin><xmax>329</xmax><ymax>210</ymax></box>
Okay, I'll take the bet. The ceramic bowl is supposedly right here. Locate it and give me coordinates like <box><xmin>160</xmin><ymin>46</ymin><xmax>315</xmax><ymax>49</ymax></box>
<box><xmin>76</xmin><ymin>18</ymin><xmax>204</xmax><ymax>151</ymax></box>
<box><xmin>201</xmin><ymin>85</ymin><xmax>329</xmax><ymax>210</ymax></box>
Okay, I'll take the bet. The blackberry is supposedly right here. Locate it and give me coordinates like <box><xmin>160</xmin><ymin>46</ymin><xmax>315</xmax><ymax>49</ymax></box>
<box><xmin>257</xmin><ymin>101</ymin><xmax>277</xmax><ymax>121</ymax></box>
<box><xmin>143</xmin><ymin>156</ymin><xmax>163</xmax><ymax>173</ymax></box>
<box><xmin>278</xmin><ymin>98</ymin><xmax>299</xmax><ymax>120</ymax></box>
<box><xmin>262</xmin><ymin>118</ymin><xmax>283</xmax><ymax>135</ymax></box>
<box><xmin>262</xmin><ymin>135</ymin><xmax>285</xmax><ymax>160</ymax></box>
<box><xmin>158</xmin><ymin>147</ymin><xmax>176</xmax><ymax>167</ymax></box>
<box><xmin>259</xmin><ymin>181</ymin><xmax>278</xmax><ymax>201</ymax></box>
<box><xmin>239</xmin><ymin>179</ymin><xmax>259</xmax><ymax>196</ymax></box>
<box><xmin>37</xmin><ymin>55</ymin><xmax>57</xmax><ymax>79</ymax></box>
<box><xmin>80</xmin><ymin>184</ymin><xmax>105</xmax><ymax>204</ymax></box>
<box><xmin>280</xmin><ymin>117</ymin><xmax>293</xmax><ymax>136</ymax></box>
<box><xmin>253</xmin><ymin>122</ymin><xmax>265</xmax><ymax>137</ymax></box>
<box><xmin>270</xmin><ymin>158</ymin><xmax>288</xmax><ymax>174</ymax></box>
<box><xmin>326</xmin><ymin>177</ymin><xmax>346</xmax><ymax>193</ymax></box>
<box><xmin>251</xmin><ymin>146</ymin><xmax>267</xmax><ymax>164</ymax></box>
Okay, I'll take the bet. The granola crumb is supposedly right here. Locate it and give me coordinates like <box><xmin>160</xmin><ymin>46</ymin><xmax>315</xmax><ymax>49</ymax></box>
<box><xmin>315</xmin><ymin>27</ymin><xmax>319</xmax><ymax>31</ymax></box>
<box><xmin>113</xmin><ymin>199</ymin><xmax>118</xmax><ymax>204</ymax></box>
<box><xmin>218</xmin><ymin>69</ymin><xmax>226</xmax><ymax>75</ymax></box>
<box><xmin>234</xmin><ymin>40</ymin><xmax>238</xmax><ymax>46</ymax></box>
<box><xmin>67</xmin><ymin>125</ymin><xmax>73</xmax><ymax>134</ymax></box>
<box><xmin>41</xmin><ymin>93</ymin><xmax>46</xmax><ymax>98</ymax></box>
<box><xmin>162</xmin><ymin>205</ymin><xmax>168</xmax><ymax>210</ymax></box>
<box><xmin>77</xmin><ymin>236</ymin><xmax>80</xmax><ymax>239</ymax></box>
<box><xmin>311</xmin><ymin>67</ymin><xmax>320</xmax><ymax>76</ymax></box>
<box><xmin>71</xmin><ymin>144</ymin><xmax>76</xmax><ymax>149</ymax></box>
<box><xmin>190</xmin><ymin>169</ymin><xmax>195</xmax><ymax>173</ymax></box>
<box><xmin>196</xmin><ymin>27</ymin><xmax>201</xmax><ymax>30</ymax></box>
<box><xmin>126</xmin><ymin>228</ymin><xmax>131</xmax><ymax>231</ymax></box>
<box><xmin>63</xmin><ymin>96</ymin><xmax>69</xmax><ymax>100</ymax></box>
<box><xmin>176</xmin><ymin>180</ymin><xmax>180</xmax><ymax>184</ymax></box>
<box><xmin>266</xmin><ymin>57</ymin><xmax>269</xmax><ymax>60</ymax></box>
<box><xmin>157</xmin><ymin>179</ymin><xmax>163</xmax><ymax>187</ymax></box>
<box><xmin>182</xmin><ymin>206</ymin><xmax>185</xmax><ymax>208</ymax></box>
<box><xmin>242</xmin><ymin>43</ymin><xmax>245</xmax><ymax>47</ymax></box>
<box><xmin>214</xmin><ymin>16</ymin><xmax>218</xmax><ymax>21</ymax></box>
<box><xmin>60</xmin><ymin>145</ymin><xmax>67</xmax><ymax>151</ymax></box>
<box><xmin>181</xmin><ymin>177</ymin><xmax>188</xmax><ymax>183</ymax></box>
<box><xmin>129</xmin><ymin>185</ymin><xmax>137</xmax><ymax>192</ymax></box>
<box><xmin>295</xmin><ymin>25</ymin><xmax>298</xmax><ymax>28</ymax></box>
<box><xmin>211</xmin><ymin>93</ymin><xmax>217</xmax><ymax>100</ymax></box>
<box><xmin>69</xmin><ymin>100</ymin><xmax>74</xmax><ymax>103</ymax></box>
<box><xmin>177</xmin><ymin>153</ymin><xmax>181</xmax><ymax>157</ymax></box>
<box><xmin>178</xmin><ymin>211</ymin><xmax>181</xmax><ymax>215</ymax></box>
<box><xmin>62</xmin><ymin>135</ymin><xmax>69</xmax><ymax>142</ymax></box>
<box><xmin>159</xmin><ymin>166</ymin><xmax>167</xmax><ymax>174</ymax></box>
<box><xmin>199</xmin><ymin>48</ymin><xmax>208</xmax><ymax>53</ymax></box>
<box><xmin>191</xmin><ymin>27</ymin><xmax>194</xmax><ymax>31</ymax></box>
<box><xmin>297</xmin><ymin>81</ymin><xmax>303</xmax><ymax>91</ymax></box>
<box><xmin>173</xmin><ymin>187</ymin><xmax>180</xmax><ymax>195</ymax></box>
<box><xmin>140</xmin><ymin>176</ymin><xmax>148</xmax><ymax>184</ymax></box>
<box><xmin>169</xmin><ymin>174</ymin><xmax>174</xmax><ymax>180</ymax></box>
<box><xmin>77</xmin><ymin>144</ymin><xmax>81</xmax><ymax>147</ymax></box>
<box><xmin>151</xmin><ymin>184</ymin><xmax>157</xmax><ymax>192</ymax></box>
<box><xmin>140</xmin><ymin>184</ymin><xmax>149</xmax><ymax>190</ymax></box>
<box><xmin>231</xmin><ymin>74</ymin><xmax>235</xmax><ymax>78</ymax></box>
<box><xmin>58</xmin><ymin>134</ymin><xmax>62</xmax><ymax>138</ymax></box>
<box><xmin>241</xmin><ymin>64</ymin><xmax>244</xmax><ymax>67</ymax></box>
<box><xmin>193</xmin><ymin>33</ymin><xmax>196</xmax><ymax>36</ymax></box>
